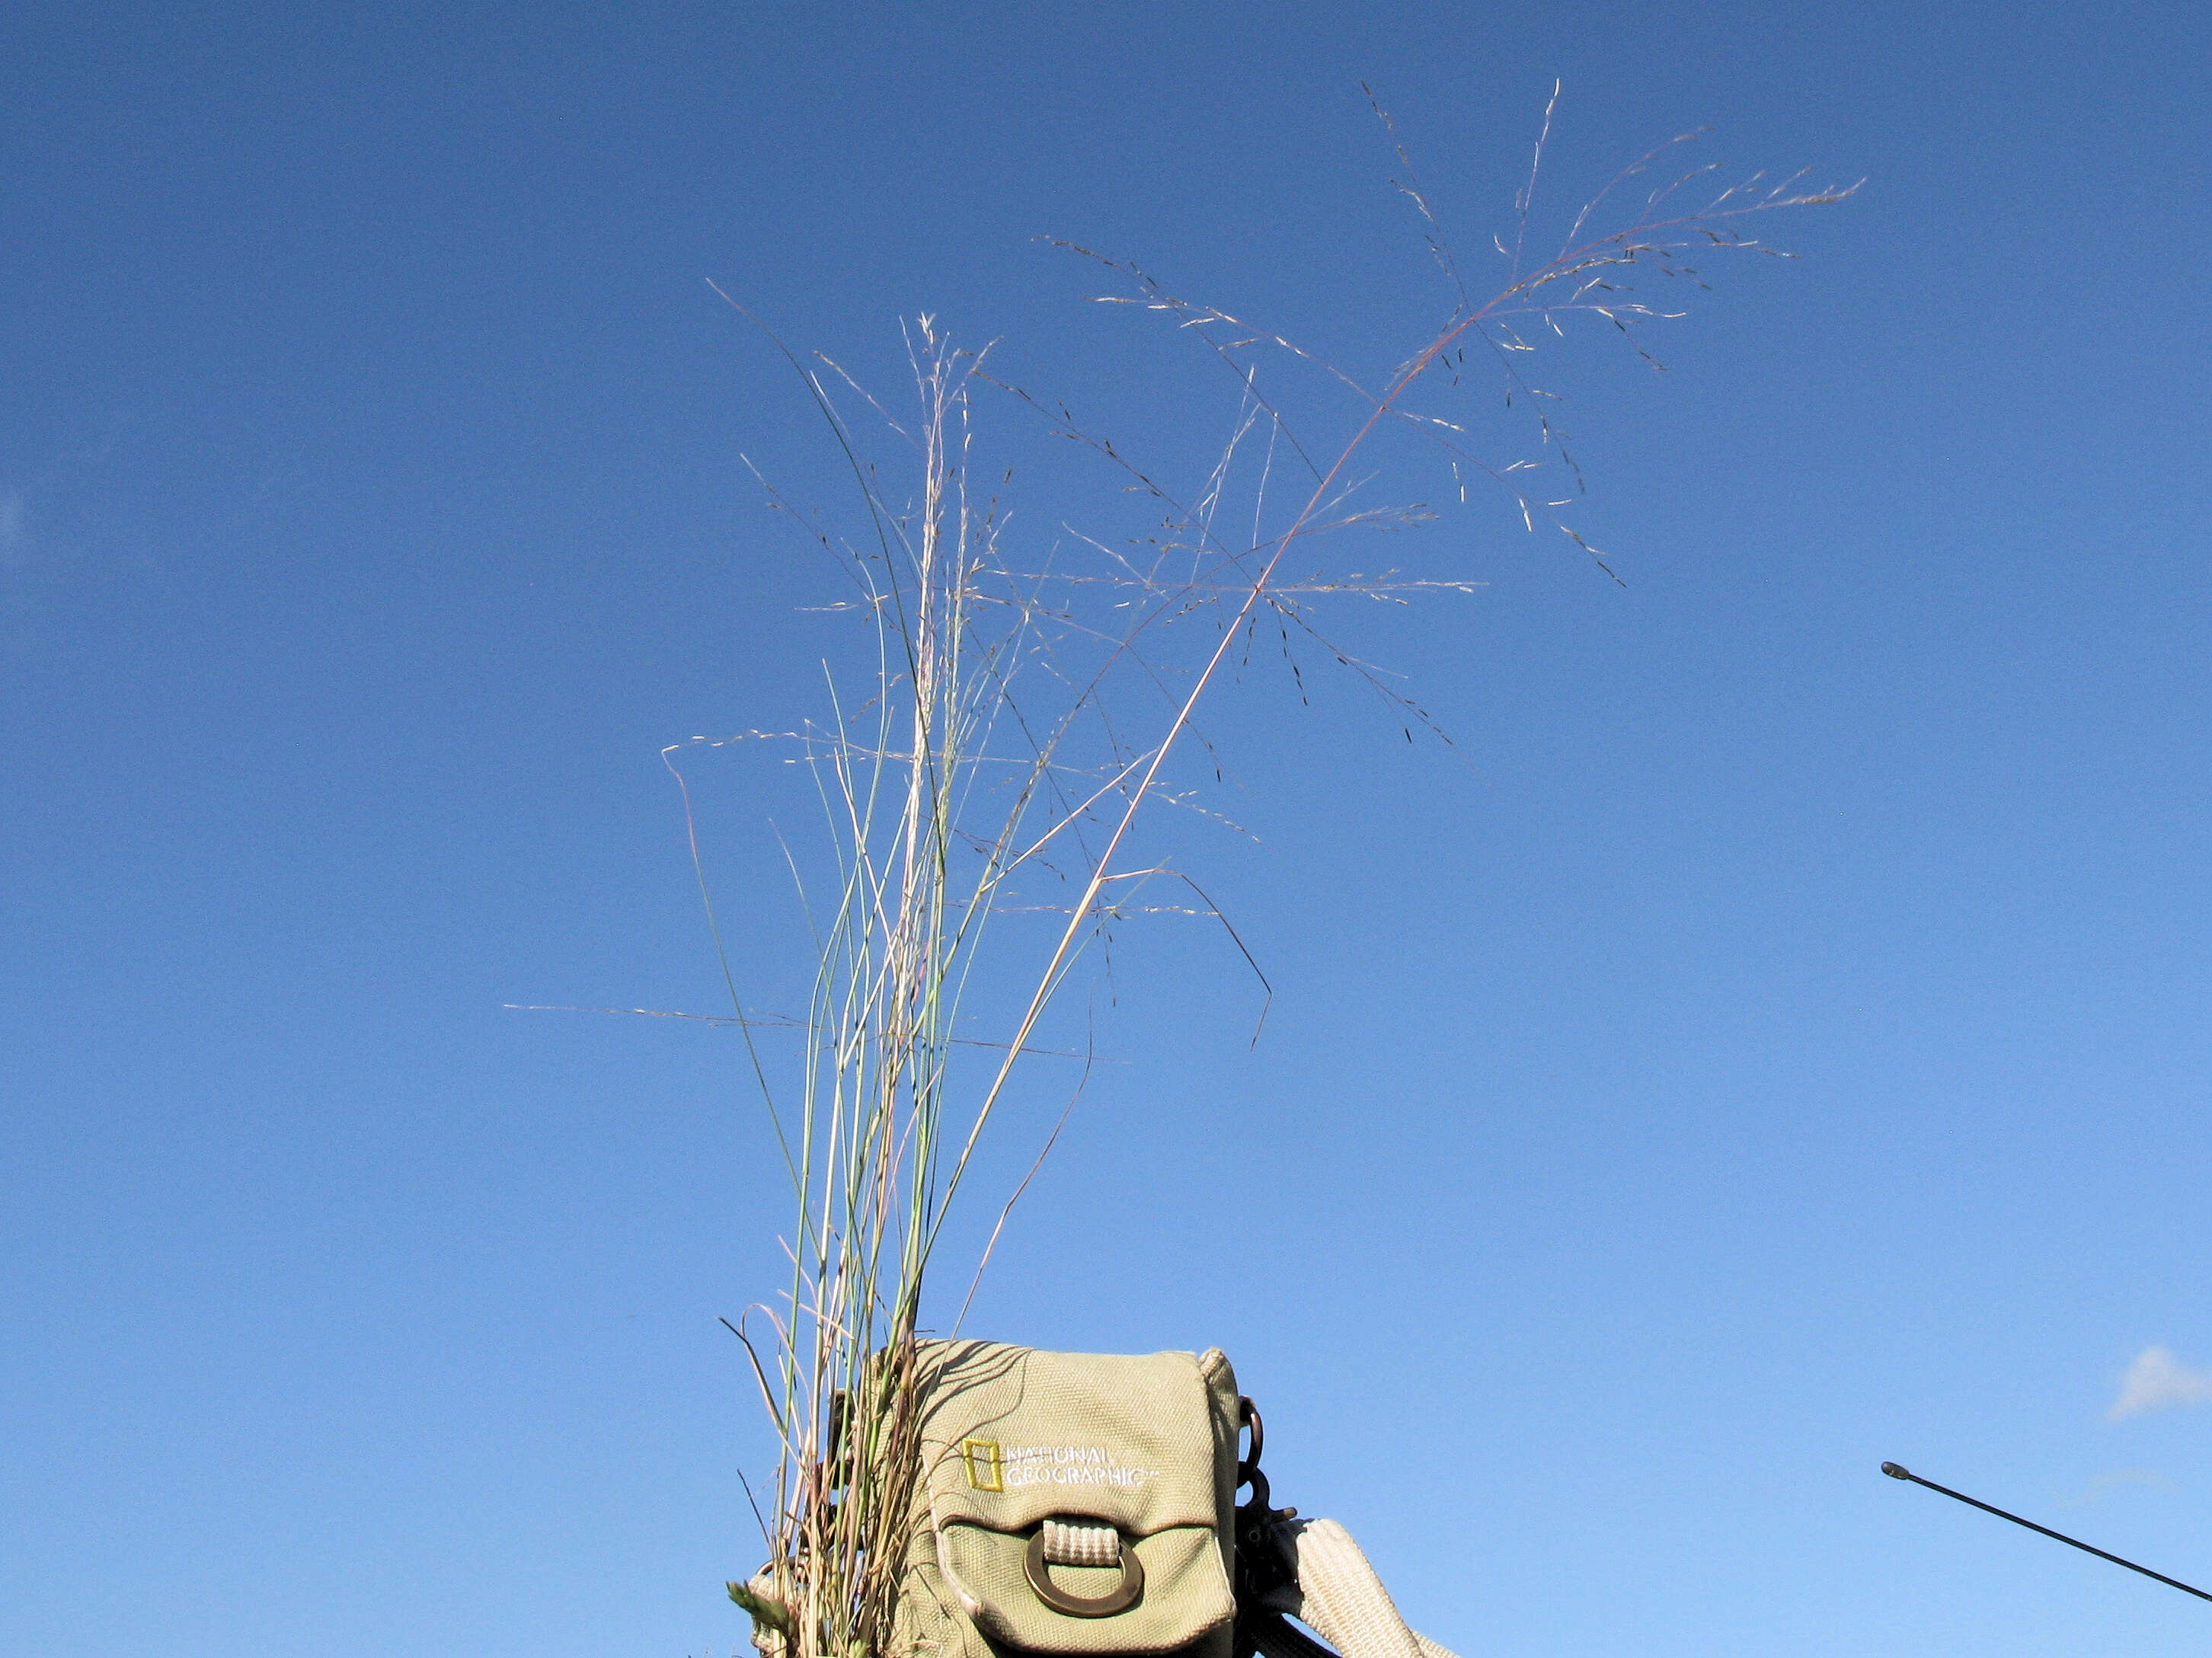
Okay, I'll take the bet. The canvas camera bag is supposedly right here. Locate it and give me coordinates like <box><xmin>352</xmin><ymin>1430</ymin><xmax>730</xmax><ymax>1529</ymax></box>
<box><xmin>856</xmin><ymin>1339</ymin><xmax>1456</xmax><ymax>1658</ymax></box>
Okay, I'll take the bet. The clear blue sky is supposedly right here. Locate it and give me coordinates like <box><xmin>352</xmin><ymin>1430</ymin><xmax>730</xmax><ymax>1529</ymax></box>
<box><xmin>6</xmin><ymin>3</ymin><xmax>2210</xmax><ymax>1654</ymax></box>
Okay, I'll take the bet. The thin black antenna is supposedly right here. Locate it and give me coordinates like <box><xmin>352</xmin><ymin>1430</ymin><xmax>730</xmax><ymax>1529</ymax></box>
<box><xmin>1881</xmin><ymin>1461</ymin><xmax>2212</xmax><ymax>1604</ymax></box>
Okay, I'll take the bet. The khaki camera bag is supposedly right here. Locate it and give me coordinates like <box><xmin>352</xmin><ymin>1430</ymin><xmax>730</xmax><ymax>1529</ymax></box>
<box><xmin>842</xmin><ymin>1339</ymin><xmax>1457</xmax><ymax>1658</ymax></box>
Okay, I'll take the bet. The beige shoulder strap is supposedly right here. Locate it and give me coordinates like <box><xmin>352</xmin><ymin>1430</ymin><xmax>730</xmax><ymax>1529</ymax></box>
<box><xmin>1251</xmin><ymin>1518</ymin><xmax>1461</xmax><ymax>1658</ymax></box>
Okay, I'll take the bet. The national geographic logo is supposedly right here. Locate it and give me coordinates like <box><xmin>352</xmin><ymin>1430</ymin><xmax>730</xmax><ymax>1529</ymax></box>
<box><xmin>962</xmin><ymin>1439</ymin><xmax>1159</xmax><ymax>1492</ymax></box>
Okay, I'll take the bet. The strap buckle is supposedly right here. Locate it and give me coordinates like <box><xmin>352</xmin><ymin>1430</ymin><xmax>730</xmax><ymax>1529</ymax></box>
<box><xmin>1232</xmin><ymin>1397</ymin><xmax>1302</xmax><ymax>1658</ymax></box>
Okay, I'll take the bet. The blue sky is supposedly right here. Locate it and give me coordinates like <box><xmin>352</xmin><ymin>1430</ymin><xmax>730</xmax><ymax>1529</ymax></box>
<box><xmin>5</xmin><ymin>3</ymin><xmax>2210</xmax><ymax>1654</ymax></box>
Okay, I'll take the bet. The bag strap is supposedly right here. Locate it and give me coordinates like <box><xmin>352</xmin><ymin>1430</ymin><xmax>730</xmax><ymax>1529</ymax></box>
<box><xmin>1245</xmin><ymin>1517</ymin><xmax>1462</xmax><ymax>1658</ymax></box>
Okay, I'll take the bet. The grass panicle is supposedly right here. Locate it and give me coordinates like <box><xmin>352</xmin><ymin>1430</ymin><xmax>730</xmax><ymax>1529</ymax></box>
<box><xmin>682</xmin><ymin>96</ymin><xmax>1855</xmax><ymax>1658</ymax></box>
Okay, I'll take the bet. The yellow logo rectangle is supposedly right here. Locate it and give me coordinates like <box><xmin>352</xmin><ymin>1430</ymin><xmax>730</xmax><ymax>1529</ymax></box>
<box><xmin>963</xmin><ymin>1439</ymin><xmax>1003</xmax><ymax>1492</ymax></box>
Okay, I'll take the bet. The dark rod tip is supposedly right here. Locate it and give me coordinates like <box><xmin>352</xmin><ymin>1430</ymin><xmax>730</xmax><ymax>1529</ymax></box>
<box><xmin>1881</xmin><ymin>1462</ymin><xmax>1911</xmax><ymax>1480</ymax></box>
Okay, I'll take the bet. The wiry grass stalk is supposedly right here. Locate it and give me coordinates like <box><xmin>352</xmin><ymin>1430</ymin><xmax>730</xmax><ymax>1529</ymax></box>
<box><xmin>705</xmin><ymin>106</ymin><xmax>1856</xmax><ymax>1658</ymax></box>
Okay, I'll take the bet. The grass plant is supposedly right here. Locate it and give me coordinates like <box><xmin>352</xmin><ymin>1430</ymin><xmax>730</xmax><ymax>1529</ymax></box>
<box><xmin>692</xmin><ymin>93</ymin><xmax>1856</xmax><ymax>1658</ymax></box>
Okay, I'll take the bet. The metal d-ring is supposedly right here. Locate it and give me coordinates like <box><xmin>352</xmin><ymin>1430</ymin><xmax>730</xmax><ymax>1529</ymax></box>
<box><xmin>1236</xmin><ymin>1396</ymin><xmax>1264</xmax><ymax>1490</ymax></box>
<box><xmin>1024</xmin><ymin>1528</ymin><xmax>1145</xmax><ymax>1618</ymax></box>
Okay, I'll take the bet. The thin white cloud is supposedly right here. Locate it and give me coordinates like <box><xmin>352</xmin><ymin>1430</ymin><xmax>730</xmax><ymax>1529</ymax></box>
<box><xmin>2073</xmin><ymin>1468</ymin><xmax>2175</xmax><ymax>1506</ymax></box>
<box><xmin>2108</xmin><ymin>1346</ymin><xmax>2212</xmax><ymax>1421</ymax></box>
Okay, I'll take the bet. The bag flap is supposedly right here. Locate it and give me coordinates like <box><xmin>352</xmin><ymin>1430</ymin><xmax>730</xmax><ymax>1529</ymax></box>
<box><xmin>913</xmin><ymin>1340</ymin><xmax>1235</xmax><ymax>1654</ymax></box>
